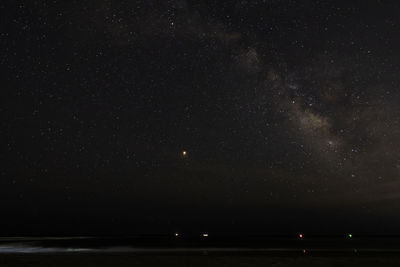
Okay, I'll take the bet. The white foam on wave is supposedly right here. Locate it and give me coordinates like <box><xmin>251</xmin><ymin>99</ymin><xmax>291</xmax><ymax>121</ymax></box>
<box><xmin>1</xmin><ymin>244</ymin><xmax>400</xmax><ymax>254</ymax></box>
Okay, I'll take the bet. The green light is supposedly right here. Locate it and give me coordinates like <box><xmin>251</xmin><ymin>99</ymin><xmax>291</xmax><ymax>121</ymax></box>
<box><xmin>348</xmin><ymin>234</ymin><xmax>352</xmax><ymax>238</ymax></box>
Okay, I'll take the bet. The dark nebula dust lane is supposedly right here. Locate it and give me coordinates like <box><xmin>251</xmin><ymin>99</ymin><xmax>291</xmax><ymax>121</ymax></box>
<box><xmin>2</xmin><ymin>1</ymin><xmax>400</xmax><ymax>235</ymax></box>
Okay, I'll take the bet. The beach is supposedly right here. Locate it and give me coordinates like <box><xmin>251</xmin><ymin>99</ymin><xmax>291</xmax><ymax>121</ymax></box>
<box><xmin>1</xmin><ymin>253</ymin><xmax>400</xmax><ymax>267</ymax></box>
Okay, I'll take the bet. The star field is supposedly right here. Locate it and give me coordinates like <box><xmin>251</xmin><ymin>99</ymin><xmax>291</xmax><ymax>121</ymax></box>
<box><xmin>1</xmin><ymin>0</ymin><xmax>400</xmax><ymax>235</ymax></box>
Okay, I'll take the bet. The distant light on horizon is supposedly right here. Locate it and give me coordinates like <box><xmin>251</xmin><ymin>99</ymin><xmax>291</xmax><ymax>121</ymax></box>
<box><xmin>182</xmin><ymin>150</ymin><xmax>187</xmax><ymax>157</ymax></box>
<box><xmin>299</xmin><ymin>233</ymin><xmax>303</xmax><ymax>239</ymax></box>
<box><xmin>175</xmin><ymin>233</ymin><xmax>179</xmax><ymax>237</ymax></box>
<box><xmin>203</xmin><ymin>233</ymin><xmax>208</xmax><ymax>237</ymax></box>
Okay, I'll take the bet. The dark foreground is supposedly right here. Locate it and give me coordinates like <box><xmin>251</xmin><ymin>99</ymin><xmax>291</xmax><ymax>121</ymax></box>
<box><xmin>1</xmin><ymin>237</ymin><xmax>400</xmax><ymax>266</ymax></box>
<box><xmin>1</xmin><ymin>253</ymin><xmax>400</xmax><ymax>267</ymax></box>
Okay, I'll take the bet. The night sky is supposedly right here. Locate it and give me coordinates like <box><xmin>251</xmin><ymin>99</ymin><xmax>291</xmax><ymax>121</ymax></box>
<box><xmin>2</xmin><ymin>1</ymin><xmax>400</xmax><ymax>236</ymax></box>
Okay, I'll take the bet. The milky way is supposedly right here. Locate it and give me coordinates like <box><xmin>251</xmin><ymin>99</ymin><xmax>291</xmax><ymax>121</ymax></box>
<box><xmin>2</xmin><ymin>0</ymin><xmax>400</xmax><ymax>235</ymax></box>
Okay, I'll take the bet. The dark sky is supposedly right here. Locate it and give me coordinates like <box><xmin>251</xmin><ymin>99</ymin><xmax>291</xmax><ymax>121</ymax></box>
<box><xmin>2</xmin><ymin>0</ymin><xmax>400</xmax><ymax>236</ymax></box>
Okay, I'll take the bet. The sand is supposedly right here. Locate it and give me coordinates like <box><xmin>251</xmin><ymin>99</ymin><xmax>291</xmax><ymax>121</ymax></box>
<box><xmin>1</xmin><ymin>254</ymin><xmax>400</xmax><ymax>267</ymax></box>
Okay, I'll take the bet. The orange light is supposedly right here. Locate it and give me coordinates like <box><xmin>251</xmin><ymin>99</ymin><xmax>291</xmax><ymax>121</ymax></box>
<box><xmin>303</xmin><ymin>249</ymin><xmax>306</xmax><ymax>253</ymax></box>
<box><xmin>299</xmin><ymin>233</ymin><xmax>303</xmax><ymax>239</ymax></box>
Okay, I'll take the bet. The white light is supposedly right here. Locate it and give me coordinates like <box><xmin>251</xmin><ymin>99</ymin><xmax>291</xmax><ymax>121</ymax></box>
<box><xmin>203</xmin><ymin>233</ymin><xmax>208</xmax><ymax>237</ymax></box>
